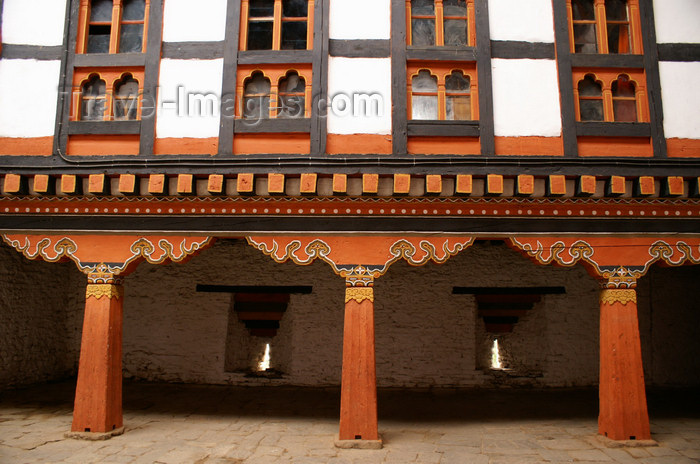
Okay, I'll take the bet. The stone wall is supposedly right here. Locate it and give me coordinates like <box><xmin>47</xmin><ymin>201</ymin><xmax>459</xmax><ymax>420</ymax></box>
<box><xmin>1</xmin><ymin>239</ymin><xmax>699</xmax><ymax>390</ymax></box>
<box><xmin>0</xmin><ymin>243</ymin><xmax>84</xmax><ymax>390</ymax></box>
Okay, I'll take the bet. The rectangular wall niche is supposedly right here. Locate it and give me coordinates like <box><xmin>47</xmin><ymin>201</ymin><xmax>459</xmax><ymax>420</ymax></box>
<box><xmin>196</xmin><ymin>285</ymin><xmax>312</xmax><ymax>373</ymax></box>
<box><xmin>453</xmin><ymin>287</ymin><xmax>566</xmax><ymax>333</ymax></box>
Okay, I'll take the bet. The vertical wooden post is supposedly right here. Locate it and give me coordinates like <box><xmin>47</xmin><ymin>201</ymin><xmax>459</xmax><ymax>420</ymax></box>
<box><xmin>598</xmin><ymin>277</ymin><xmax>651</xmax><ymax>441</ymax></box>
<box><xmin>337</xmin><ymin>275</ymin><xmax>381</xmax><ymax>449</ymax></box>
<box><xmin>70</xmin><ymin>270</ymin><xmax>124</xmax><ymax>437</ymax></box>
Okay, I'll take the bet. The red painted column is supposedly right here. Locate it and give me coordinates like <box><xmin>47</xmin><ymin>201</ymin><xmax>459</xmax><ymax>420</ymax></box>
<box><xmin>598</xmin><ymin>281</ymin><xmax>651</xmax><ymax>441</ymax></box>
<box><xmin>71</xmin><ymin>273</ymin><xmax>124</xmax><ymax>435</ymax></box>
<box><xmin>339</xmin><ymin>281</ymin><xmax>379</xmax><ymax>443</ymax></box>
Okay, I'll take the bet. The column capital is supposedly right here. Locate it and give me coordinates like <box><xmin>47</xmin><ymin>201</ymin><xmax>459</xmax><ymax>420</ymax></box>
<box><xmin>86</xmin><ymin>283</ymin><xmax>124</xmax><ymax>301</ymax></box>
<box><xmin>86</xmin><ymin>263</ymin><xmax>124</xmax><ymax>286</ymax></box>
<box><xmin>342</xmin><ymin>265</ymin><xmax>376</xmax><ymax>288</ymax></box>
<box><xmin>600</xmin><ymin>267</ymin><xmax>637</xmax><ymax>289</ymax></box>
<box><xmin>600</xmin><ymin>288</ymin><xmax>637</xmax><ymax>306</ymax></box>
<box><xmin>345</xmin><ymin>287</ymin><xmax>374</xmax><ymax>304</ymax></box>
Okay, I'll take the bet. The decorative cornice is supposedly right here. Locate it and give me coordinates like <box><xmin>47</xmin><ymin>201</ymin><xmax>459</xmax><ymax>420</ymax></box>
<box><xmin>86</xmin><ymin>283</ymin><xmax>124</xmax><ymax>300</ymax></box>
<box><xmin>345</xmin><ymin>287</ymin><xmax>374</xmax><ymax>304</ymax></box>
<box><xmin>600</xmin><ymin>289</ymin><xmax>637</xmax><ymax>306</ymax></box>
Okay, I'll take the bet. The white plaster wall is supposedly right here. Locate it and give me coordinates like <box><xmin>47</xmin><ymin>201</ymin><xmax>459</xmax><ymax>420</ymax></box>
<box><xmin>0</xmin><ymin>244</ymin><xmax>85</xmax><ymax>390</ymax></box>
<box><xmin>489</xmin><ymin>0</ymin><xmax>555</xmax><ymax>43</ymax></box>
<box><xmin>653</xmin><ymin>0</ymin><xmax>700</xmax><ymax>44</ymax></box>
<box><xmin>327</xmin><ymin>57</ymin><xmax>392</xmax><ymax>135</ymax></box>
<box><xmin>491</xmin><ymin>59</ymin><xmax>562</xmax><ymax>137</ymax></box>
<box><xmin>2</xmin><ymin>0</ymin><xmax>67</xmax><ymax>46</ymax></box>
<box><xmin>156</xmin><ymin>59</ymin><xmax>224</xmax><ymax>138</ymax></box>
<box><xmin>659</xmin><ymin>61</ymin><xmax>700</xmax><ymax>139</ymax></box>
<box><xmin>329</xmin><ymin>0</ymin><xmax>391</xmax><ymax>40</ymax></box>
<box><xmin>0</xmin><ymin>60</ymin><xmax>61</xmax><ymax>137</ymax></box>
<box><xmin>162</xmin><ymin>0</ymin><xmax>228</xmax><ymax>42</ymax></box>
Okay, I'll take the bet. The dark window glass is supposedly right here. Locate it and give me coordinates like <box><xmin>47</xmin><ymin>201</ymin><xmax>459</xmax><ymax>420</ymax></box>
<box><xmin>114</xmin><ymin>75</ymin><xmax>140</xmax><ymax>120</ymax></box>
<box><xmin>443</xmin><ymin>0</ymin><xmax>467</xmax><ymax>46</ymax></box>
<box><xmin>119</xmin><ymin>24</ymin><xmax>143</xmax><ymax>53</ymax></box>
<box><xmin>283</xmin><ymin>0</ymin><xmax>307</xmax><ymax>17</ymax></box>
<box><xmin>578</xmin><ymin>75</ymin><xmax>604</xmax><ymax>121</ymax></box>
<box><xmin>278</xmin><ymin>72</ymin><xmax>306</xmax><ymax>118</ymax></box>
<box><xmin>87</xmin><ymin>25</ymin><xmax>111</xmax><ymax>53</ymax></box>
<box><xmin>572</xmin><ymin>0</ymin><xmax>595</xmax><ymax>20</ymax></box>
<box><xmin>281</xmin><ymin>22</ymin><xmax>307</xmax><ymax>49</ymax></box>
<box><xmin>411</xmin><ymin>70</ymin><xmax>438</xmax><ymax>120</ymax></box>
<box><xmin>606</xmin><ymin>0</ymin><xmax>630</xmax><ymax>53</ymax></box>
<box><xmin>122</xmin><ymin>0</ymin><xmax>145</xmax><ymax>20</ymax></box>
<box><xmin>248</xmin><ymin>0</ymin><xmax>275</xmax><ymax>50</ymax></box>
<box><xmin>90</xmin><ymin>0</ymin><xmax>113</xmax><ymax>21</ymax></box>
<box><xmin>243</xmin><ymin>72</ymin><xmax>271</xmax><ymax>119</ymax></box>
<box><xmin>411</xmin><ymin>0</ymin><xmax>435</xmax><ymax>46</ymax></box>
<box><xmin>250</xmin><ymin>0</ymin><xmax>275</xmax><ymax>17</ymax></box>
<box><xmin>572</xmin><ymin>0</ymin><xmax>597</xmax><ymax>53</ymax></box>
<box><xmin>612</xmin><ymin>75</ymin><xmax>637</xmax><ymax>122</ymax></box>
<box><xmin>445</xmin><ymin>71</ymin><xmax>471</xmax><ymax>120</ymax></box>
<box><xmin>605</xmin><ymin>0</ymin><xmax>627</xmax><ymax>20</ymax></box>
<box><xmin>81</xmin><ymin>75</ymin><xmax>107</xmax><ymax>121</ymax></box>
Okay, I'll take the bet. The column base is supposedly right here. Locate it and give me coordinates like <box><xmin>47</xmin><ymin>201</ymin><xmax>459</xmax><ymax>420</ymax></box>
<box><xmin>334</xmin><ymin>435</ymin><xmax>383</xmax><ymax>449</ymax></box>
<box><xmin>596</xmin><ymin>434</ymin><xmax>657</xmax><ymax>448</ymax></box>
<box><xmin>65</xmin><ymin>426</ymin><xmax>125</xmax><ymax>441</ymax></box>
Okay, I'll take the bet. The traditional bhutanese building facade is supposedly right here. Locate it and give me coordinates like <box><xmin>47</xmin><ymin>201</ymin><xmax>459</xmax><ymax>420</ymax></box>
<box><xmin>0</xmin><ymin>0</ymin><xmax>699</xmax><ymax>447</ymax></box>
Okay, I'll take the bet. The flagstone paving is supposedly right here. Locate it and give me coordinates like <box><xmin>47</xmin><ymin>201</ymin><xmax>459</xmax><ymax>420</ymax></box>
<box><xmin>1</xmin><ymin>382</ymin><xmax>698</xmax><ymax>463</ymax></box>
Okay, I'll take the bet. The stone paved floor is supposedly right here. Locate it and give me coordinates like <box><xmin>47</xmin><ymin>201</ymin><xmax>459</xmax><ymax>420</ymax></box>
<box><xmin>0</xmin><ymin>381</ymin><xmax>699</xmax><ymax>464</ymax></box>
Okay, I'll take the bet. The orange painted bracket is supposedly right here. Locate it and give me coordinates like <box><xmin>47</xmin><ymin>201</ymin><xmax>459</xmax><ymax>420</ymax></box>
<box><xmin>2</xmin><ymin>234</ymin><xmax>215</xmax><ymax>277</ymax></box>
<box><xmin>509</xmin><ymin>236</ymin><xmax>700</xmax><ymax>280</ymax></box>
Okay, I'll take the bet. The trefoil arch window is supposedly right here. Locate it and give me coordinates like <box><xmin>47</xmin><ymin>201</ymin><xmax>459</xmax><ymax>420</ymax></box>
<box><xmin>240</xmin><ymin>0</ymin><xmax>314</xmax><ymax>51</ymax></box>
<box><xmin>243</xmin><ymin>72</ymin><xmax>272</xmax><ymax>119</ymax></box>
<box><xmin>568</xmin><ymin>0</ymin><xmax>642</xmax><ymax>54</ymax></box>
<box><xmin>77</xmin><ymin>0</ymin><xmax>149</xmax><ymax>54</ymax></box>
<box><xmin>407</xmin><ymin>0</ymin><xmax>475</xmax><ymax>47</ymax></box>
<box><xmin>237</xmin><ymin>67</ymin><xmax>312</xmax><ymax>120</ymax></box>
<box><xmin>408</xmin><ymin>65</ymin><xmax>477</xmax><ymax>120</ymax></box>
<box><xmin>73</xmin><ymin>70</ymin><xmax>144</xmax><ymax>121</ymax></box>
<box><xmin>113</xmin><ymin>73</ymin><xmax>140</xmax><ymax>120</ymax></box>
<box><xmin>80</xmin><ymin>74</ymin><xmax>108</xmax><ymax>121</ymax></box>
<box><xmin>278</xmin><ymin>71</ymin><xmax>306</xmax><ymax>119</ymax></box>
<box><xmin>574</xmin><ymin>71</ymin><xmax>646</xmax><ymax>122</ymax></box>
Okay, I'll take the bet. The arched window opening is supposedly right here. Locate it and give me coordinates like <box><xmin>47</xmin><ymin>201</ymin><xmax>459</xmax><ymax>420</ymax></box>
<box><xmin>578</xmin><ymin>74</ymin><xmax>604</xmax><ymax>121</ymax></box>
<box><xmin>411</xmin><ymin>70</ymin><xmax>438</xmax><ymax>120</ymax></box>
<box><xmin>113</xmin><ymin>74</ymin><xmax>140</xmax><ymax>121</ymax></box>
<box><xmin>605</xmin><ymin>0</ymin><xmax>631</xmax><ymax>54</ymax></box>
<box><xmin>571</xmin><ymin>0</ymin><xmax>597</xmax><ymax>53</ymax></box>
<box><xmin>81</xmin><ymin>74</ymin><xmax>107</xmax><ymax>121</ymax></box>
<box><xmin>612</xmin><ymin>74</ymin><xmax>637</xmax><ymax>122</ymax></box>
<box><xmin>278</xmin><ymin>72</ymin><xmax>306</xmax><ymax>118</ymax></box>
<box><xmin>281</xmin><ymin>0</ymin><xmax>308</xmax><ymax>50</ymax></box>
<box><xmin>445</xmin><ymin>71</ymin><xmax>471</xmax><ymax>120</ymax></box>
<box><xmin>243</xmin><ymin>72</ymin><xmax>271</xmax><ymax>119</ymax></box>
<box><xmin>119</xmin><ymin>0</ymin><xmax>146</xmax><ymax>53</ymax></box>
<box><xmin>443</xmin><ymin>0</ymin><xmax>468</xmax><ymax>46</ymax></box>
<box><xmin>87</xmin><ymin>0</ymin><xmax>113</xmax><ymax>54</ymax></box>
<box><xmin>411</xmin><ymin>0</ymin><xmax>436</xmax><ymax>46</ymax></box>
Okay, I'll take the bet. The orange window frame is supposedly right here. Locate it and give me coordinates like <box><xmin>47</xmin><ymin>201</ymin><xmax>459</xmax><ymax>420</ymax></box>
<box><xmin>566</xmin><ymin>0</ymin><xmax>643</xmax><ymax>54</ymax></box>
<box><xmin>407</xmin><ymin>63</ymin><xmax>478</xmax><ymax>120</ymax></box>
<box><xmin>572</xmin><ymin>69</ymin><xmax>648</xmax><ymax>122</ymax></box>
<box><xmin>239</xmin><ymin>0</ymin><xmax>315</xmax><ymax>51</ymax></box>
<box><xmin>72</xmin><ymin>68</ymin><xmax>145</xmax><ymax>121</ymax></box>
<box><xmin>76</xmin><ymin>0</ymin><xmax>151</xmax><ymax>54</ymax></box>
<box><xmin>406</xmin><ymin>0</ymin><xmax>476</xmax><ymax>47</ymax></box>
<box><xmin>235</xmin><ymin>65</ymin><xmax>312</xmax><ymax>119</ymax></box>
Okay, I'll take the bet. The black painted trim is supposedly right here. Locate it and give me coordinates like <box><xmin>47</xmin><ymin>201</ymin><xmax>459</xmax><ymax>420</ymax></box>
<box><xmin>309</xmin><ymin>0</ymin><xmax>328</xmax><ymax>155</ymax></box>
<box><xmin>219</xmin><ymin>0</ymin><xmax>242</xmax><ymax>156</ymax></box>
<box><xmin>8</xmin><ymin>154</ymin><xmax>700</xmax><ymax>177</ymax></box>
<box><xmin>570</xmin><ymin>54</ymin><xmax>645</xmax><ymax>69</ymax></box>
<box><xmin>407</xmin><ymin>121</ymin><xmax>480</xmax><ymax>137</ymax></box>
<box><xmin>453</xmin><ymin>287</ymin><xmax>566</xmax><ymax>295</ymax></box>
<box><xmin>234</xmin><ymin>118</ymin><xmax>311</xmax><ymax>133</ymax></box>
<box><xmin>68</xmin><ymin>120</ymin><xmax>141</xmax><ymax>135</ymax></box>
<box><xmin>490</xmin><ymin>41</ymin><xmax>555</xmax><ymax>60</ymax></box>
<box><xmin>639</xmin><ymin>0</ymin><xmax>667</xmax><ymax>158</ymax></box>
<box><xmin>329</xmin><ymin>39</ymin><xmax>390</xmax><ymax>58</ymax></box>
<box><xmin>2</xmin><ymin>215</ymin><xmax>700</xmax><ymax>235</ymax></box>
<box><xmin>475</xmin><ymin>0</ymin><xmax>494</xmax><ymax>156</ymax></box>
<box><xmin>139</xmin><ymin>0</ymin><xmax>164</xmax><ymax>156</ymax></box>
<box><xmin>575</xmin><ymin>122</ymin><xmax>651</xmax><ymax>137</ymax></box>
<box><xmin>56</xmin><ymin>0</ymin><xmax>80</xmax><ymax>157</ymax></box>
<box><xmin>238</xmin><ymin>50</ymin><xmax>313</xmax><ymax>64</ymax></box>
<box><xmin>74</xmin><ymin>53</ymin><xmax>147</xmax><ymax>67</ymax></box>
<box><xmin>161</xmin><ymin>41</ymin><xmax>225</xmax><ymax>60</ymax></box>
<box><xmin>406</xmin><ymin>47</ymin><xmax>477</xmax><ymax>61</ymax></box>
<box><xmin>197</xmin><ymin>285</ymin><xmax>313</xmax><ymax>294</ymax></box>
<box><xmin>391</xmin><ymin>0</ymin><xmax>408</xmax><ymax>155</ymax></box>
<box><xmin>658</xmin><ymin>43</ymin><xmax>700</xmax><ymax>62</ymax></box>
<box><xmin>552</xmin><ymin>1</ymin><xmax>579</xmax><ymax>157</ymax></box>
<box><xmin>0</xmin><ymin>44</ymin><xmax>63</xmax><ymax>60</ymax></box>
